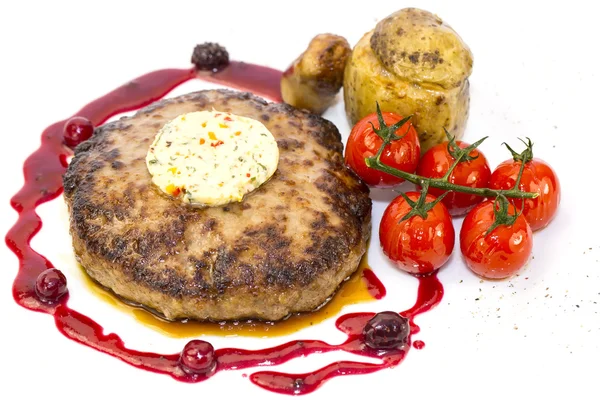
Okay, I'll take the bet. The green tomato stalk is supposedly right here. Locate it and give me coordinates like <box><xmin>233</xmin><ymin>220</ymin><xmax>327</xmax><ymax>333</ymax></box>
<box><xmin>363</xmin><ymin>103</ymin><xmax>538</xmax><ymax>224</ymax></box>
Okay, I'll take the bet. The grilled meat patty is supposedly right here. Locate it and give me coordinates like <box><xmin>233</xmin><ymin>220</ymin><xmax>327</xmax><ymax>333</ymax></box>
<box><xmin>63</xmin><ymin>89</ymin><xmax>372</xmax><ymax>321</ymax></box>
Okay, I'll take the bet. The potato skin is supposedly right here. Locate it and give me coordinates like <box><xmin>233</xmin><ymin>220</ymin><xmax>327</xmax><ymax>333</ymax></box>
<box><xmin>281</xmin><ymin>34</ymin><xmax>351</xmax><ymax>115</ymax></box>
<box><xmin>344</xmin><ymin>8</ymin><xmax>473</xmax><ymax>152</ymax></box>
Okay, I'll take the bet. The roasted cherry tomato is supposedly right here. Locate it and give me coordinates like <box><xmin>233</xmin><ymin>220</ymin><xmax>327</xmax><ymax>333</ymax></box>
<box><xmin>379</xmin><ymin>192</ymin><xmax>455</xmax><ymax>274</ymax></box>
<box><xmin>460</xmin><ymin>200</ymin><xmax>533</xmax><ymax>279</ymax></box>
<box><xmin>489</xmin><ymin>157</ymin><xmax>560</xmax><ymax>231</ymax></box>
<box><xmin>344</xmin><ymin>111</ymin><xmax>420</xmax><ymax>187</ymax></box>
<box><xmin>416</xmin><ymin>140</ymin><xmax>491</xmax><ymax>216</ymax></box>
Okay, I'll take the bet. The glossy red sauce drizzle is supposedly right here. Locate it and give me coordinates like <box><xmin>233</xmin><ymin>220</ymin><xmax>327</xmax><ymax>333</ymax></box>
<box><xmin>5</xmin><ymin>62</ymin><xmax>443</xmax><ymax>396</ymax></box>
<box><xmin>362</xmin><ymin>268</ymin><xmax>386</xmax><ymax>300</ymax></box>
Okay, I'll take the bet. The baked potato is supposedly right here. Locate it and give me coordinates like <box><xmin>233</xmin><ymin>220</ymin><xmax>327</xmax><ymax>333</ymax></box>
<box><xmin>344</xmin><ymin>8</ymin><xmax>473</xmax><ymax>151</ymax></box>
<box><xmin>281</xmin><ymin>34</ymin><xmax>351</xmax><ymax>115</ymax></box>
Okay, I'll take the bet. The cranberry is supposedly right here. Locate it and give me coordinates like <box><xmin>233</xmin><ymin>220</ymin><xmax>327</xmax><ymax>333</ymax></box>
<box><xmin>363</xmin><ymin>311</ymin><xmax>409</xmax><ymax>350</ymax></box>
<box><xmin>63</xmin><ymin>116</ymin><xmax>94</xmax><ymax>148</ymax></box>
<box><xmin>179</xmin><ymin>340</ymin><xmax>217</xmax><ymax>375</ymax></box>
<box><xmin>35</xmin><ymin>268</ymin><xmax>68</xmax><ymax>302</ymax></box>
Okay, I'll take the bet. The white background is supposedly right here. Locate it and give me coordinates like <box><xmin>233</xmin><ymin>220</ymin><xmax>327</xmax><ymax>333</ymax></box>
<box><xmin>1</xmin><ymin>1</ymin><xmax>599</xmax><ymax>399</ymax></box>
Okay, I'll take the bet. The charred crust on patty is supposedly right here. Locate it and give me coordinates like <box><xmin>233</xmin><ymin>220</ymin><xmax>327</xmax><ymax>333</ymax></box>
<box><xmin>63</xmin><ymin>89</ymin><xmax>371</xmax><ymax>321</ymax></box>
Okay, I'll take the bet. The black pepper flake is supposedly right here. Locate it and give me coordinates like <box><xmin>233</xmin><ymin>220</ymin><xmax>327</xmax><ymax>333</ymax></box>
<box><xmin>408</xmin><ymin>52</ymin><xmax>420</xmax><ymax>64</ymax></box>
<box><xmin>191</xmin><ymin>42</ymin><xmax>230</xmax><ymax>72</ymax></box>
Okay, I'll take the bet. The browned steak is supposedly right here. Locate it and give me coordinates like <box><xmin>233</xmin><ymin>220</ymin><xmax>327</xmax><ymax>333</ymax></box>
<box><xmin>63</xmin><ymin>89</ymin><xmax>371</xmax><ymax>321</ymax></box>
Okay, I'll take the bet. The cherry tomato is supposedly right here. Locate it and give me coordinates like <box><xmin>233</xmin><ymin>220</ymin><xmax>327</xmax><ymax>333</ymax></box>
<box><xmin>379</xmin><ymin>192</ymin><xmax>455</xmax><ymax>274</ymax></box>
<box><xmin>344</xmin><ymin>111</ymin><xmax>420</xmax><ymax>187</ymax></box>
<box><xmin>489</xmin><ymin>158</ymin><xmax>560</xmax><ymax>231</ymax></box>
<box><xmin>460</xmin><ymin>200</ymin><xmax>533</xmax><ymax>279</ymax></box>
<box><xmin>416</xmin><ymin>141</ymin><xmax>491</xmax><ymax>216</ymax></box>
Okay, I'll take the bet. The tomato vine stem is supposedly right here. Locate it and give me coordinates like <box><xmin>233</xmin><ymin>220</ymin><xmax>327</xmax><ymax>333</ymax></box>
<box><xmin>503</xmin><ymin>137</ymin><xmax>534</xmax><ymax>191</ymax></box>
<box><xmin>364</xmin><ymin>104</ymin><xmax>538</xmax><ymax>201</ymax></box>
<box><xmin>398</xmin><ymin>181</ymin><xmax>449</xmax><ymax>222</ymax></box>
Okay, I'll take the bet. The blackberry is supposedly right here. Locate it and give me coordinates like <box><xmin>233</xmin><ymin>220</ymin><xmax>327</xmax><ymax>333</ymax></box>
<box><xmin>191</xmin><ymin>42</ymin><xmax>229</xmax><ymax>71</ymax></box>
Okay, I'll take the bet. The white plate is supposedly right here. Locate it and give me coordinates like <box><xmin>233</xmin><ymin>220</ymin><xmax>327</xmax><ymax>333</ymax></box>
<box><xmin>1</xmin><ymin>1</ymin><xmax>599</xmax><ymax>399</ymax></box>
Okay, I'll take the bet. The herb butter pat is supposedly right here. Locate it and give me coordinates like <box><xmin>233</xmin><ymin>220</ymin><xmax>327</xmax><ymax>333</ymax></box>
<box><xmin>146</xmin><ymin>110</ymin><xmax>279</xmax><ymax>206</ymax></box>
